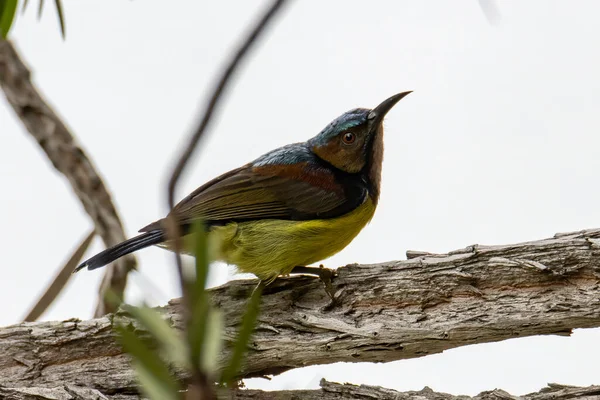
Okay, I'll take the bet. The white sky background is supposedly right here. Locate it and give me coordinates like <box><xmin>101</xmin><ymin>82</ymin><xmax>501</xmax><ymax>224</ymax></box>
<box><xmin>1</xmin><ymin>0</ymin><xmax>599</xmax><ymax>396</ymax></box>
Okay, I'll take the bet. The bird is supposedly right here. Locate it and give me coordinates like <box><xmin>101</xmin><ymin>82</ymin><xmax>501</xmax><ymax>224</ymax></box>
<box><xmin>75</xmin><ymin>91</ymin><xmax>411</xmax><ymax>289</ymax></box>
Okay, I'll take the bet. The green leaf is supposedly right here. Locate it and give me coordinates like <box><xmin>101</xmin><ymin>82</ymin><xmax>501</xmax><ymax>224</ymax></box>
<box><xmin>191</xmin><ymin>220</ymin><xmax>209</xmax><ymax>301</ymax></box>
<box><xmin>23</xmin><ymin>230</ymin><xmax>96</xmax><ymax>322</ymax></box>
<box><xmin>103</xmin><ymin>287</ymin><xmax>123</xmax><ymax>310</ymax></box>
<box><xmin>187</xmin><ymin>292</ymin><xmax>209</xmax><ymax>371</ymax></box>
<box><xmin>133</xmin><ymin>359</ymin><xmax>180</xmax><ymax>400</ymax></box>
<box><xmin>0</xmin><ymin>0</ymin><xmax>18</xmax><ymax>38</ymax></box>
<box><xmin>116</xmin><ymin>325</ymin><xmax>180</xmax><ymax>400</ymax></box>
<box><xmin>53</xmin><ymin>0</ymin><xmax>64</xmax><ymax>38</ymax></box>
<box><xmin>20</xmin><ymin>0</ymin><xmax>65</xmax><ymax>38</ymax></box>
<box><xmin>122</xmin><ymin>304</ymin><xmax>190</xmax><ymax>369</ymax></box>
<box><xmin>200</xmin><ymin>308</ymin><xmax>223</xmax><ymax>374</ymax></box>
<box><xmin>220</xmin><ymin>282</ymin><xmax>263</xmax><ymax>385</ymax></box>
<box><xmin>186</xmin><ymin>221</ymin><xmax>211</xmax><ymax>371</ymax></box>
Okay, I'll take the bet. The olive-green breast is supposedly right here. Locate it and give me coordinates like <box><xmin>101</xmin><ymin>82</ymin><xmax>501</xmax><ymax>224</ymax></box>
<box><xmin>208</xmin><ymin>197</ymin><xmax>376</xmax><ymax>281</ymax></box>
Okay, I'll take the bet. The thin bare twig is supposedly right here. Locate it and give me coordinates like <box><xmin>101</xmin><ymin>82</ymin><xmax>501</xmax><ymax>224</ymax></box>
<box><xmin>163</xmin><ymin>2</ymin><xmax>289</xmax><ymax>395</ymax></box>
<box><xmin>478</xmin><ymin>0</ymin><xmax>501</xmax><ymax>25</ymax></box>
<box><xmin>165</xmin><ymin>0</ymin><xmax>289</xmax><ymax>317</ymax></box>
<box><xmin>0</xmin><ymin>40</ymin><xmax>136</xmax><ymax>318</ymax></box>
<box><xmin>22</xmin><ymin>230</ymin><xmax>95</xmax><ymax>322</ymax></box>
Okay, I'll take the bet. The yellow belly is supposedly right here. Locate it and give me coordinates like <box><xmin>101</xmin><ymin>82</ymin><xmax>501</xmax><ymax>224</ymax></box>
<box><xmin>208</xmin><ymin>197</ymin><xmax>376</xmax><ymax>281</ymax></box>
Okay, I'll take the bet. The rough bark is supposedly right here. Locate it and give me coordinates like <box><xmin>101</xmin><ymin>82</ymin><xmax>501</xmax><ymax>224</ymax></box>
<box><xmin>238</xmin><ymin>380</ymin><xmax>600</xmax><ymax>400</ymax></box>
<box><xmin>0</xmin><ymin>228</ymin><xmax>599</xmax><ymax>393</ymax></box>
<box><xmin>1</xmin><ymin>380</ymin><xmax>599</xmax><ymax>400</ymax></box>
<box><xmin>0</xmin><ymin>40</ymin><xmax>135</xmax><ymax>317</ymax></box>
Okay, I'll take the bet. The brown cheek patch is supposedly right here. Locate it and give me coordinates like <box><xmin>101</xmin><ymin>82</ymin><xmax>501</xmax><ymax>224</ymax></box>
<box><xmin>253</xmin><ymin>162</ymin><xmax>342</xmax><ymax>193</ymax></box>
<box><xmin>313</xmin><ymin>140</ymin><xmax>365</xmax><ymax>173</ymax></box>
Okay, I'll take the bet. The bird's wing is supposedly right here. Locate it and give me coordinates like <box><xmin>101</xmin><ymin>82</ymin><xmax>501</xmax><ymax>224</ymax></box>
<box><xmin>139</xmin><ymin>162</ymin><xmax>367</xmax><ymax>232</ymax></box>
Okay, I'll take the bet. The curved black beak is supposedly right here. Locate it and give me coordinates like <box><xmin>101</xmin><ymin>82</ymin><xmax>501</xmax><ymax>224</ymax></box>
<box><xmin>368</xmin><ymin>91</ymin><xmax>412</xmax><ymax>128</ymax></box>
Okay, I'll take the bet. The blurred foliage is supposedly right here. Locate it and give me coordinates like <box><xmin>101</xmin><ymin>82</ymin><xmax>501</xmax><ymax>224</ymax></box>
<box><xmin>0</xmin><ymin>0</ymin><xmax>17</xmax><ymax>38</ymax></box>
<box><xmin>0</xmin><ymin>0</ymin><xmax>65</xmax><ymax>39</ymax></box>
<box><xmin>4</xmin><ymin>0</ymin><xmax>281</xmax><ymax>396</ymax></box>
<box><xmin>220</xmin><ymin>282</ymin><xmax>263</xmax><ymax>386</ymax></box>
<box><xmin>113</xmin><ymin>223</ymin><xmax>263</xmax><ymax>399</ymax></box>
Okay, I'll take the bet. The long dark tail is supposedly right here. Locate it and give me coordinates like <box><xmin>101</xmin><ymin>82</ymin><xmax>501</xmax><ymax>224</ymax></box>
<box><xmin>74</xmin><ymin>230</ymin><xmax>164</xmax><ymax>272</ymax></box>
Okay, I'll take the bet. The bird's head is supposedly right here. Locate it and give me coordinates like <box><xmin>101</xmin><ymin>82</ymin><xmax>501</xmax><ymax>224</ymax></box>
<box><xmin>309</xmin><ymin>91</ymin><xmax>411</xmax><ymax>173</ymax></box>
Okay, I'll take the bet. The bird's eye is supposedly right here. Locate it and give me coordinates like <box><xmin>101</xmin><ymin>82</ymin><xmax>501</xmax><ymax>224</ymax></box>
<box><xmin>342</xmin><ymin>132</ymin><xmax>356</xmax><ymax>144</ymax></box>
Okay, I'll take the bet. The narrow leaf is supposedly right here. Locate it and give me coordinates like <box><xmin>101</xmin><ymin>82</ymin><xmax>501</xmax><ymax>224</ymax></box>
<box><xmin>102</xmin><ymin>287</ymin><xmax>123</xmax><ymax>311</ymax></box>
<box><xmin>187</xmin><ymin>221</ymin><xmax>210</xmax><ymax>370</ymax></box>
<box><xmin>200</xmin><ymin>309</ymin><xmax>223</xmax><ymax>374</ymax></box>
<box><xmin>0</xmin><ymin>0</ymin><xmax>18</xmax><ymax>38</ymax></box>
<box><xmin>221</xmin><ymin>282</ymin><xmax>263</xmax><ymax>384</ymax></box>
<box><xmin>122</xmin><ymin>304</ymin><xmax>189</xmax><ymax>369</ymax></box>
<box><xmin>37</xmin><ymin>0</ymin><xmax>43</xmax><ymax>18</ymax></box>
<box><xmin>23</xmin><ymin>230</ymin><xmax>96</xmax><ymax>322</ymax></box>
<box><xmin>21</xmin><ymin>0</ymin><xmax>29</xmax><ymax>13</ymax></box>
<box><xmin>53</xmin><ymin>0</ymin><xmax>64</xmax><ymax>38</ymax></box>
<box><xmin>115</xmin><ymin>325</ymin><xmax>179</xmax><ymax>399</ymax></box>
<box><xmin>187</xmin><ymin>292</ymin><xmax>209</xmax><ymax>371</ymax></box>
<box><xmin>191</xmin><ymin>220</ymin><xmax>209</xmax><ymax>303</ymax></box>
<box><xmin>133</xmin><ymin>360</ymin><xmax>180</xmax><ymax>400</ymax></box>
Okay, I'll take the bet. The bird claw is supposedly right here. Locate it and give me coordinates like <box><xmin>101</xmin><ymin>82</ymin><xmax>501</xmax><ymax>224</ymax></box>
<box><xmin>316</xmin><ymin>264</ymin><xmax>337</xmax><ymax>302</ymax></box>
<box><xmin>289</xmin><ymin>265</ymin><xmax>339</xmax><ymax>307</ymax></box>
<box><xmin>314</xmin><ymin>265</ymin><xmax>342</xmax><ymax>310</ymax></box>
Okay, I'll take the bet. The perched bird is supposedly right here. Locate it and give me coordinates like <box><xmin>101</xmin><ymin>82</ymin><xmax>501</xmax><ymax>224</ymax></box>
<box><xmin>75</xmin><ymin>92</ymin><xmax>411</xmax><ymax>285</ymax></box>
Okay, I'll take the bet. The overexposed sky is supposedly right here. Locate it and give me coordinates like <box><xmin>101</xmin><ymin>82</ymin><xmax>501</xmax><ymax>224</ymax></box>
<box><xmin>1</xmin><ymin>0</ymin><xmax>599</xmax><ymax>396</ymax></box>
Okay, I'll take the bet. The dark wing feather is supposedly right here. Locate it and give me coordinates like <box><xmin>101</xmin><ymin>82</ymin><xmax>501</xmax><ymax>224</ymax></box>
<box><xmin>140</xmin><ymin>161</ymin><xmax>366</xmax><ymax>232</ymax></box>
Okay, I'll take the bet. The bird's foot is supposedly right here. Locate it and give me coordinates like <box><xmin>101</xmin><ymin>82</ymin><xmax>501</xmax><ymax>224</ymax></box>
<box><xmin>290</xmin><ymin>265</ymin><xmax>339</xmax><ymax>307</ymax></box>
<box><xmin>316</xmin><ymin>264</ymin><xmax>337</xmax><ymax>303</ymax></box>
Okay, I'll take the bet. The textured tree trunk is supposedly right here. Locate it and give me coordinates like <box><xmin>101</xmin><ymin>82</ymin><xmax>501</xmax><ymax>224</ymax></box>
<box><xmin>0</xmin><ymin>228</ymin><xmax>599</xmax><ymax>397</ymax></box>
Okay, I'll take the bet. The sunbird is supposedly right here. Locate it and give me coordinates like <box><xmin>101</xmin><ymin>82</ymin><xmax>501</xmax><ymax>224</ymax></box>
<box><xmin>76</xmin><ymin>92</ymin><xmax>411</xmax><ymax>287</ymax></box>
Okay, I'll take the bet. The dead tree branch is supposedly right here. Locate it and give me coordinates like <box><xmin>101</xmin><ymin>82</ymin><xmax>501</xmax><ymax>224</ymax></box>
<box><xmin>1</xmin><ymin>380</ymin><xmax>599</xmax><ymax>400</ymax></box>
<box><xmin>237</xmin><ymin>380</ymin><xmax>600</xmax><ymax>400</ymax></box>
<box><xmin>0</xmin><ymin>40</ymin><xmax>136</xmax><ymax>317</ymax></box>
<box><xmin>0</xmin><ymin>228</ymin><xmax>599</xmax><ymax>392</ymax></box>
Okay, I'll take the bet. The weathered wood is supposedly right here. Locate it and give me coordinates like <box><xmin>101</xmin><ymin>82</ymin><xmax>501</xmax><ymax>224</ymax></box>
<box><xmin>236</xmin><ymin>380</ymin><xmax>600</xmax><ymax>400</ymax></box>
<box><xmin>1</xmin><ymin>380</ymin><xmax>599</xmax><ymax>400</ymax></box>
<box><xmin>0</xmin><ymin>229</ymin><xmax>599</xmax><ymax>392</ymax></box>
<box><xmin>0</xmin><ymin>385</ymin><xmax>135</xmax><ymax>400</ymax></box>
<box><xmin>0</xmin><ymin>40</ymin><xmax>135</xmax><ymax>317</ymax></box>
